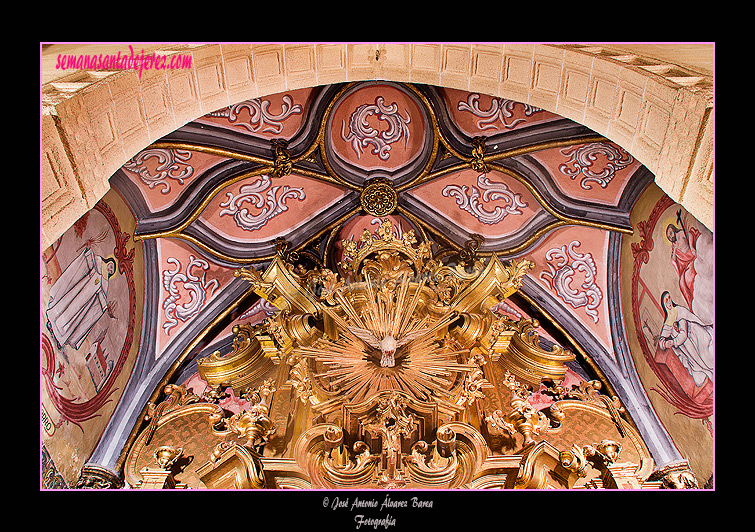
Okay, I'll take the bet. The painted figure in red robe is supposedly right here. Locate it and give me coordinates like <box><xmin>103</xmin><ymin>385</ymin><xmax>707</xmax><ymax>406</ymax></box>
<box><xmin>666</xmin><ymin>209</ymin><xmax>700</xmax><ymax>311</ymax></box>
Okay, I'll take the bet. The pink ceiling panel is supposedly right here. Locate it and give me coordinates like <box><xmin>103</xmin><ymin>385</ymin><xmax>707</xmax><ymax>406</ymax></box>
<box><xmin>328</xmin><ymin>83</ymin><xmax>427</xmax><ymax>173</ymax></box>
<box><xmin>440</xmin><ymin>87</ymin><xmax>560</xmax><ymax>137</ymax></box>
<box><xmin>196</xmin><ymin>87</ymin><xmax>315</xmax><ymax>140</ymax></box>
<box><xmin>408</xmin><ymin>168</ymin><xmax>542</xmax><ymax>237</ymax></box>
<box><xmin>198</xmin><ymin>172</ymin><xmax>350</xmax><ymax>244</ymax></box>
<box><xmin>121</xmin><ymin>149</ymin><xmax>228</xmax><ymax>212</ymax></box>
<box><xmin>526</xmin><ymin>225</ymin><xmax>614</xmax><ymax>358</ymax></box>
<box><xmin>531</xmin><ymin>141</ymin><xmax>641</xmax><ymax>207</ymax></box>
<box><xmin>155</xmin><ymin>237</ymin><xmax>236</xmax><ymax>357</ymax></box>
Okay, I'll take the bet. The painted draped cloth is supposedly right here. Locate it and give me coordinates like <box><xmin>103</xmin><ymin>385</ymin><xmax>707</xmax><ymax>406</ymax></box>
<box><xmin>46</xmin><ymin>248</ymin><xmax>109</xmax><ymax>350</ymax></box>
<box><xmin>660</xmin><ymin>304</ymin><xmax>713</xmax><ymax>387</ymax></box>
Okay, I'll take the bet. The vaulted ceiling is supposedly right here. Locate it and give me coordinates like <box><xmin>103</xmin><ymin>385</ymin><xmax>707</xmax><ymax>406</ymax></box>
<box><xmin>41</xmin><ymin>44</ymin><xmax>715</xmax><ymax>490</ymax></box>
<box><xmin>116</xmin><ymin>82</ymin><xmax>647</xmax><ymax>264</ymax></box>
<box><xmin>110</xmin><ymin>80</ymin><xmax>652</xmax><ymax>356</ymax></box>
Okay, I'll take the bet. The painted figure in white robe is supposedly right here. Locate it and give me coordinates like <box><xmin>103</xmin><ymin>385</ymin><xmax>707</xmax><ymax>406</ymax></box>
<box><xmin>45</xmin><ymin>248</ymin><xmax>117</xmax><ymax>350</ymax></box>
<box><xmin>659</xmin><ymin>291</ymin><xmax>714</xmax><ymax>387</ymax></box>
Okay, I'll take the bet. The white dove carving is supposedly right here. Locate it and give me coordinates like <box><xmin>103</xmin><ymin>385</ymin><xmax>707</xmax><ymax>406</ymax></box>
<box><xmin>347</xmin><ymin>326</ymin><xmax>431</xmax><ymax>367</ymax></box>
<box><xmin>320</xmin><ymin>272</ymin><xmax>458</xmax><ymax>369</ymax></box>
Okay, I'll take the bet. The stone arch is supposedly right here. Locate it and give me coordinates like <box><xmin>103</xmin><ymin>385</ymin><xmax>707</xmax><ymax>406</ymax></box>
<box><xmin>41</xmin><ymin>43</ymin><xmax>713</xmax><ymax>250</ymax></box>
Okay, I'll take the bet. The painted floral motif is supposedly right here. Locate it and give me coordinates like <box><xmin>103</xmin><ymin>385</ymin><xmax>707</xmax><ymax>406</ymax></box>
<box><xmin>162</xmin><ymin>256</ymin><xmax>219</xmax><ymax>335</ymax></box>
<box><xmin>218</xmin><ymin>175</ymin><xmax>306</xmax><ymax>232</ymax></box>
<box><xmin>207</xmin><ymin>95</ymin><xmax>302</xmax><ymax>134</ymax></box>
<box><xmin>538</xmin><ymin>240</ymin><xmax>602</xmax><ymax>323</ymax></box>
<box><xmin>341</xmin><ymin>96</ymin><xmax>411</xmax><ymax>160</ymax></box>
<box><xmin>558</xmin><ymin>142</ymin><xmax>634</xmax><ymax>190</ymax></box>
<box><xmin>442</xmin><ymin>173</ymin><xmax>528</xmax><ymax>225</ymax></box>
<box><xmin>458</xmin><ymin>93</ymin><xmax>542</xmax><ymax>130</ymax></box>
<box><xmin>123</xmin><ymin>148</ymin><xmax>194</xmax><ymax>194</ymax></box>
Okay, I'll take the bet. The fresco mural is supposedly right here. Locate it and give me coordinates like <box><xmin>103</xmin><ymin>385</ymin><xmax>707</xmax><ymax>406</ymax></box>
<box><xmin>41</xmin><ymin>190</ymin><xmax>143</xmax><ymax>486</ymax></box>
<box><xmin>622</xmin><ymin>184</ymin><xmax>714</xmax><ymax>484</ymax></box>
<box><xmin>630</xmin><ymin>192</ymin><xmax>714</xmax><ymax>427</ymax></box>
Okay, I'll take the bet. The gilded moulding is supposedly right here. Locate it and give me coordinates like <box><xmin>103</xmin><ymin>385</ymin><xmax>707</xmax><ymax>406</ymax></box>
<box><xmin>124</xmin><ymin>385</ymin><xmax>219</xmax><ymax>488</ymax></box>
<box><xmin>124</xmin><ymin>381</ymin><xmax>278</xmax><ymax>489</ymax></box>
<box><xmin>487</xmin><ymin>316</ymin><xmax>576</xmax><ymax>388</ymax></box>
<box><xmin>196</xmin><ymin>323</ymin><xmax>274</xmax><ymax>393</ymax></box>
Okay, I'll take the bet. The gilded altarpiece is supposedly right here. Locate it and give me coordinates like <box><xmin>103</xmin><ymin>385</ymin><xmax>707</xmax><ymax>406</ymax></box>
<box><xmin>124</xmin><ymin>219</ymin><xmax>676</xmax><ymax>490</ymax></box>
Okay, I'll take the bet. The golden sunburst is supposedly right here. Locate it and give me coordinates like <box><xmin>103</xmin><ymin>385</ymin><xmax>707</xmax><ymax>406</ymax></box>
<box><xmin>294</xmin><ymin>273</ymin><xmax>477</xmax><ymax>404</ymax></box>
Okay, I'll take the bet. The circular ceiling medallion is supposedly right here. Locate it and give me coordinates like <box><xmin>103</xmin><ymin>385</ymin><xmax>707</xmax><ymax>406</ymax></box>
<box><xmin>324</xmin><ymin>82</ymin><xmax>433</xmax><ymax>187</ymax></box>
<box><xmin>360</xmin><ymin>178</ymin><xmax>397</xmax><ymax>216</ymax></box>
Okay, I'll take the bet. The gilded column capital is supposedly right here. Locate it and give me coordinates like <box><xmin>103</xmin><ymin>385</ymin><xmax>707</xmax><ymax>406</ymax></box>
<box><xmin>75</xmin><ymin>464</ymin><xmax>124</xmax><ymax>489</ymax></box>
<box><xmin>647</xmin><ymin>460</ymin><xmax>699</xmax><ymax>489</ymax></box>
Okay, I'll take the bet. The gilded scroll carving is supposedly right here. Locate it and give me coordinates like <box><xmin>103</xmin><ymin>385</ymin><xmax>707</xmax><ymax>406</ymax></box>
<box><xmin>485</xmin><ymin>372</ymin><xmax>552</xmax><ymax>448</ymax></box>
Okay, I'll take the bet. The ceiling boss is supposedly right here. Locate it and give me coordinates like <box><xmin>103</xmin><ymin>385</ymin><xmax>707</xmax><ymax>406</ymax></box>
<box><xmin>360</xmin><ymin>177</ymin><xmax>398</xmax><ymax>217</ymax></box>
